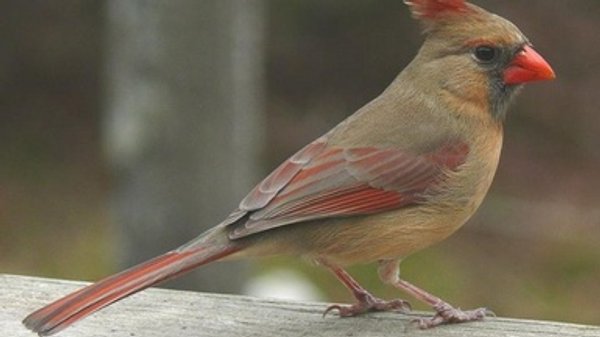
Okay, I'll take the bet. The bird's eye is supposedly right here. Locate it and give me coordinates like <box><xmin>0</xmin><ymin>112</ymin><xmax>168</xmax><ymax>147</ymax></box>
<box><xmin>473</xmin><ymin>45</ymin><xmax>499</xmax><ymax>63</ymax></box>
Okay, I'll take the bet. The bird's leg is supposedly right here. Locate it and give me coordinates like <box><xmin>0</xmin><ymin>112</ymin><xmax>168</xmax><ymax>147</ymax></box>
<box><xmin>318</xmin><ymin>258</ymin><xmax>411</xmax><ymax>317</ymax></box>
<box><xmin>378</xmin><ymin>259</ymin><xmax>491</xmax><ymax>329</ymax></box>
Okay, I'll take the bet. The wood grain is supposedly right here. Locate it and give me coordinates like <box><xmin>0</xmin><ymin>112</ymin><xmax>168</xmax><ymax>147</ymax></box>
<box><xmin>3</xmin><ymin>274</ymin><xmax>599</xmax><ymax>337</ymax></box>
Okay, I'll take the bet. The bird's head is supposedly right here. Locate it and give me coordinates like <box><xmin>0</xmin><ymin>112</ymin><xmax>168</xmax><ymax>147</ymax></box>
<box><xmin>404</xmin><ymin>0</ymin><xmax>555</xmax><ymax>120</ymax></box>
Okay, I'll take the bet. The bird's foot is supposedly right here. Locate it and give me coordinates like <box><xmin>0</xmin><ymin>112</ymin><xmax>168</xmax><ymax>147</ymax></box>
<box><xmin>413</xmin><ymin>302</ymin><xmax>492</xmax><ymax>329</ymax></box>
<box><xmin>324</xmin><ymin>293</ymin><xmax>411</xmax><ymax>317</ymax></box>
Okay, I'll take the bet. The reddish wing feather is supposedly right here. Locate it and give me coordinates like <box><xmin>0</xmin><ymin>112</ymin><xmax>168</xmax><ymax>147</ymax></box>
<box><xmin>229</xmin><ymin>139</ymin><xmax>469</xmax><ymax>240</ymax></box>
<box><xmin>239</xmin><ymin>136</ymin><xmax>328</xmax><ymax>210</ymax></box>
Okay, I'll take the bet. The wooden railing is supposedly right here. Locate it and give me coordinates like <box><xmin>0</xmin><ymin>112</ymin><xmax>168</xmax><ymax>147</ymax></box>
<box><xmin>3</xmin><ymin>274</ymin><xmax>599</xmax><ymax>337</ymax></box>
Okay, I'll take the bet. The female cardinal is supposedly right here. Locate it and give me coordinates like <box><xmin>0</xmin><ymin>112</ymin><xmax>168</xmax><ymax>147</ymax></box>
<box><xmin>23</xmin><ymin>0</ymin><xmax>555</xmax><ymax>335</ymax></box>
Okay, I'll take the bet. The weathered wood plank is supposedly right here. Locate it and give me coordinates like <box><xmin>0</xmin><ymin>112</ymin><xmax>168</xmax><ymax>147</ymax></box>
<box><xmin>2</xmin><ymin>274</ymin><xmax>599</xmax><ymax>337</ymax></box>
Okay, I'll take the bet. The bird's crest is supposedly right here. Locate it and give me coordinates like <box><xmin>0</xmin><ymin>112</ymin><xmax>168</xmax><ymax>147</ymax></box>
<box><xmin>404</xmin><ymin>0</ymin><xmax>472</xmax><ymax>20</ymax></box>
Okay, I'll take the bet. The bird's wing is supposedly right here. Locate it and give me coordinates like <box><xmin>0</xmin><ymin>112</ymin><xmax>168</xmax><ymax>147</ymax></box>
<box><xmin>225</xmin><ymin>135</ymin><xmax>469</xmax><ymax>240</ymax></box>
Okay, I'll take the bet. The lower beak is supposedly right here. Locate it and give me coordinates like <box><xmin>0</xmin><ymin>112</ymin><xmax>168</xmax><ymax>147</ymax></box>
<box><xmin>503</xmin><ymin>45</ymin><xmax>556</xmax><ymax>85</ymax></box>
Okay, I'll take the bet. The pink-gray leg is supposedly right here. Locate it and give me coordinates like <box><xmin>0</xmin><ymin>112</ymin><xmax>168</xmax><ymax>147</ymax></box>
<box><xmin>318</xmin><ymin>258</ymin><xmax>411</xmax><ymax>317</ymax></box>
<box><xmin>378</xmin><ymin>259</ymin><xmax>491</xmax><ymax>329</ymax></box>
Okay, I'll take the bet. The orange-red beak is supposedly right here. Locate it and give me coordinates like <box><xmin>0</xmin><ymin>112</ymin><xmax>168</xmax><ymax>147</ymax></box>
<box><xmin>503</xmin><ymin>45</ymin><xmax>555</xmax><ymax>85</ymax></box>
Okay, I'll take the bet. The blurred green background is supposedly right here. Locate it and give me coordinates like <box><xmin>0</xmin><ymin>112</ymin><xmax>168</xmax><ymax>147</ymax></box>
<box><xmin>2</xmin><ymin>0</ymin><xmax>599</xmax><ymax>326</ymax></box>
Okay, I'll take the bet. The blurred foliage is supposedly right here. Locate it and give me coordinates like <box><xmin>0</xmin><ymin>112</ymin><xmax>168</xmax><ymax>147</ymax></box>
<box><xmin>1</xmin><ymin>0</ymin><xmax>599</xmax><ymax>326</ymax></box>
<box><xmin>0</xmin><ymin>1</ymin><xmax>111</xmax><ymax>280</ymax></box>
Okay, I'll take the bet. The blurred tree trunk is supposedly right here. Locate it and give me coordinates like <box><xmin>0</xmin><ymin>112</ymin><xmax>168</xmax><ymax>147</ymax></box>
<box><xmin>103</xmin><ymin>0</ymin><xmax>265</xmax><ymax>293</ymax></box>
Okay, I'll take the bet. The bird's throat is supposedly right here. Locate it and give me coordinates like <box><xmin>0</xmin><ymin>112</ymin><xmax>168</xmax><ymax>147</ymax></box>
<box><xmin>488</xmin><ymin>79</ymin><xmax>523</xmax><ymax>120</ymax></box>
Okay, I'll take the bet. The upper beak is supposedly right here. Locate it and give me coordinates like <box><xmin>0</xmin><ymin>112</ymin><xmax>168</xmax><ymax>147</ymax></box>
<box><xmin>503</xmin><ymin>45</ymin><xmax>556</xmax><ymax>85</ymax></box>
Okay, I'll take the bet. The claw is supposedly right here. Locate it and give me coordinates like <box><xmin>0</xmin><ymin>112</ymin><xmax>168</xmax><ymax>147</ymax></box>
<box><xmin>412</xmin><ymin>303</ymin><xmax>490</xmax><ymax>329</ymax></box>
<box><xmin>322</xmin><ymin>304</ymin><xmax>342</xmax><ymax>318</ymax></box>
<box><xmin>484</xmin><ymin>308</ymin><xmax>497</xmax><ymax>317</ymax></box>
<box><xmin>323</xmin><ymin>297</ymin><xmax>411</xmax><ymax>318</ymax></box>
<box><xmin>382</xmin><ymin>298</ymin><xmax>412</xmax><ymax>313</ymax></box>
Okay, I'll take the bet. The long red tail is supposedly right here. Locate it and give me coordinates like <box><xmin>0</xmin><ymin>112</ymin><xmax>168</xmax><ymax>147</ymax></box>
<box><xmin>23</xmin><ymin>242</ymin><xmax>241</xmax><ymax>336</ymax></box>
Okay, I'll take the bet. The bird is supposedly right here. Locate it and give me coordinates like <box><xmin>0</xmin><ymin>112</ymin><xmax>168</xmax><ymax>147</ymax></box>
<box><xmin>23</xmin><ymin>0</ymin><xmax>555</xmax><ymax>335</ymax></box>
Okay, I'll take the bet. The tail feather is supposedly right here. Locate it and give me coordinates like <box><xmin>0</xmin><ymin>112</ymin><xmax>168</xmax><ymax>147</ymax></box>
<box><xmin>23</xmin><ymin>244</ymin><xmax>241</xmax><ymax>336</ymax></box>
